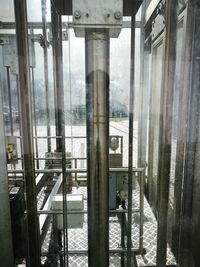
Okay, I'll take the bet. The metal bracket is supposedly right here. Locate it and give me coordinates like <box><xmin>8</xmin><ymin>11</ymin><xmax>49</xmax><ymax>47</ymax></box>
<box><xmin>72</xmin><ymin>0</ymin><xmax>123</xmax><ymax>37</ymax></box>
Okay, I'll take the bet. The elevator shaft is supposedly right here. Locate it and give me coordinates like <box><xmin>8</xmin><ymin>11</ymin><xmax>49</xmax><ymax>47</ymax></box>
<box><xmin>85</xmin><ymin>30</ymin><xmax>110</xmax><ymax>267</ymax></box>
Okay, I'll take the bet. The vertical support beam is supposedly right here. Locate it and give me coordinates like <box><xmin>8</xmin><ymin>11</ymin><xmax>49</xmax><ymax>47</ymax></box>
<box><xmin>127</xmin><ymin>15</ymin><xmax>137</xmax><ymax>267</ymax></box>
<box><xmin>51</xmin><ymin>4</ymin><xmax>64</xmax><ymax>152</ymax></box>
<box><xmin>13</xmin><ymin>0</ymin><xmax>41</xmax><ymax>266</ymax></box>
<box><xmin>156</xmin><ymin>1</ymin><xmax>178</xmax><ymax>266</ymax></box>
<box><xmin>30</xmin><ymin>67</ymin><xmax>39</xmax><ymax>169</ymax></box>
<box><xmin>6</xmin><ymin>66</ymin><xmax>14</xmax><ymax>135</ymax></box>
<box><xmin>51</xmin><ymin>5</ymin><xmax>68</xmax><ymax>264</ymax></box>
<box><xmin>41</xmin><ymin>0</ymin><xmax>51</xmax><ymax>152</ymax></box>
<box><xmin>138</xmin><ymin>1</ymin><xmax>148</xmax><ymax>168</ymax></box>
<box><xmin>85</xmin><ymin>29</ymin><xmax>109</xmax><ymax>267</ymax></box>
<box><xmin>0</xmin><ymin>75</ymin><xmax>14</xmax><ymax>267</ymax></box>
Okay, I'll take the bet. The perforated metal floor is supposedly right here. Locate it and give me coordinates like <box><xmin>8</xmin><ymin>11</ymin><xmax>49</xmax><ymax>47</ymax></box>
<box><xmin>41</xmin><ymin>185</ymin><xmax>177</xmax><ymax>266</ymax></box>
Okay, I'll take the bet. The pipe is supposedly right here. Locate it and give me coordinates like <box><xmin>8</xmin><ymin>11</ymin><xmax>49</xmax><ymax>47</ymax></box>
<box><xmin>85</xmin><ymin>29</ymin><xmax>109</xmax><ymax>267</ymax></box>
<box><xmin>13</xmin><ymin>0</ymin><xmax>41</xmax><ymax>266</ymax></box>
<box><xmin>0</xmin><ymin>69</ymin><xmax>14</xmax><ymax>267</ymax></box>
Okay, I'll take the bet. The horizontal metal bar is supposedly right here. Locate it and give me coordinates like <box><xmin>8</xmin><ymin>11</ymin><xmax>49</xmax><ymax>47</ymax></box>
<box><xmin>8</xmin><ymin>167</ymin><xmax>145</xmax><ymax>174</ymax></box>
<box><xmin>0</xmin><ymin>20</ymin><xmax>141</xmax><ymax>30</ymax></box>
<box><xmin>37</xmin><ymin>208</ymin><xmax>140</xmax><ymax>215</ymax></box>
<box><xmin>14</xmin><ymin>135</ymin><xmax>86</xmax><ymax>139</ymax></box>
<box><xmin>41</xmin><ymin>248</ymin><xmax>142</xmax><ymax>256</ymax></box>
<box><xmin>8</xmin><ymin>157</ymin><xmax>86</xmax><ymax>161</ymax></box>
<box><xmin>33</xmin><ymin>136</ymin><xmax>86</xmax><ymax>139</ymax></box>
<box><xmin>34</xmin><ymin>157</ymin><xmax>87</xmax><ymax>161</ymax></box>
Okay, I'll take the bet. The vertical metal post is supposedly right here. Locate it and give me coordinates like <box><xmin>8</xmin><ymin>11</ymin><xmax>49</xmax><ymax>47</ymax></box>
<box><xmin>139</xmin><ymin>171</ymin><xmax>144</xmax><ymax>254</ymax></box>
<box><xmin>156</xmin><ymin>0</ymin><xmax>178</xmax><ymax>266</ymax></box>
<box><xmin>85</xmin><ymin>29</ymin><xmax>109</xmax><ymax>267</ymax></box>
<box><xmin>138</xmin><ymin>1</ymin><xmax>148</xmax><ymax>168</ymax></box>
<box><xmin>75</xmin><ymin>158</ymin><xmax>77</xmax><ymax>182</ymax></box>
<box><xmin>15</xmin><ymin>73</ymin><xmax>24</xmax><ymax>169</ymax></box>
<box><xmin>15</xmin><ymin>74</ymin><xmax>22</xmax><ymax>135</ymax></box>
<box><xmin>31</xmin><ymin>67</ymin><xmax>39</xmax><ymax>169</ymax></box>
<box><xmin>6</xmin><ymin>66</ymin><xmax>14</xmax><ymax>135</ymax></box>
<box><xmin>0</xmin><ymin>73</ymin><xmax>14</xmax><ymax>267</ymax></box>
<box><xmin>127</xmin><ymin>16</ymin><xmax>137</xmax><ymax>267</ymax></box>
<box><xmin>51</xmin><ymin>4</ymin><xmax>68</xmax><ymax>265</ymax></box>
<box><xmin>41</xmin><ymin>0</ymin><xmax>51</xmax><ymax>152</ymax></box>
<box><xmin>51</xmin><ymin>3</ymin><xmax>63</xmax><ymax>152</ymax></box>
<box><xmin>13</xmin><ymin>0</ymin><xmax>41</xmax><ymax>266</ymax></box>
<box><xmin>121</xmin><ymin>200</ymin><xmax>126</xmax><ymax>267</ymax></box>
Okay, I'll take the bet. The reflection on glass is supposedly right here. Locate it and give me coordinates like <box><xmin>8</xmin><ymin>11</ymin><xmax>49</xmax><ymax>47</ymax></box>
<box><xmin>149</xmin><ymin>37</ymin><xmax>164</xmax><ymax>207</ymax></box>
<box><xmin>169</xmin><ymin>18</ymin><xmax>184</xmax><ymax>204</ymax></box>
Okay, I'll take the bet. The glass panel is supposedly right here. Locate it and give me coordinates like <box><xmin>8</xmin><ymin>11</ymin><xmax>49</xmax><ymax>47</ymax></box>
<box><xmin>169</xmin><ymin>17</ymin><xmax>184</xmax><ymax>204</ymax></box>
<box><xmin>149</xmin><ymin>36</ymin><xmax>164</xmax><ymax>208</ymax></box>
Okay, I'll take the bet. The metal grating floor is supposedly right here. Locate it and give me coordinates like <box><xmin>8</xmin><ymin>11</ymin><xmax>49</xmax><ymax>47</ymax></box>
<box><xmin>41</xmin><ymin>185</ymin><xmax>177</xmax><ymax>266</ymax></box>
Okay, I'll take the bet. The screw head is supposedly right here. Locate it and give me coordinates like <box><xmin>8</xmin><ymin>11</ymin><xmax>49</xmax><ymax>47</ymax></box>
<box><xmin>74</xmin><ymin>10</ymin><xmax>81</xmax><ymax>19</ymax></box>
<box><xmin>114</xmin><ymin>11</ymin><xmax>122</xmax><ymax>20</ymax></box>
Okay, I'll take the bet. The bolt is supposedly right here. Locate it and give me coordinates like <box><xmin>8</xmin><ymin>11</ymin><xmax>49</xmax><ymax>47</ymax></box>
<box><xmin>114</xmin><ymin>11</ymin><xmax>122</xmax><ymax>20</ymax></box>
<box><xmin>74</xmin><ymin>10</ymin><xmax>81</xmax><ymax>19</ymax></box>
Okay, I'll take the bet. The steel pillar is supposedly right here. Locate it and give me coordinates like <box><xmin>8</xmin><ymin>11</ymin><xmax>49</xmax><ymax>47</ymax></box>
<box><xmin>41</xmin><ymin>0</ymin><xmax>51</xmax><ymax>152</ymax></box>
<box><xmin>127</xmin><ymin>16</ymin><xmax>137</xmax><ymax>267</ymax></box>
<box><xmin>85</xmin><ymin>29</ymin><xmax>109</xmax><ymax>267</ymax></box>
<box><xmin>0</xmin><ymin>72</ymin><xmax>14</xmax><ymax>267</ymax></box>
<box><xmin>13</xmin><ymin>0</ymin><xmax>41</xmax><ymax>266</ymax></box>
<box><xmin>51</xmin><ymin>4</ymin><xmax>64</xmax><ymax>152</ymax></box>
<box><xmin>6</xmin><ymin>66</ymin><xmax>14</xmax><ymax>135</ymax></box>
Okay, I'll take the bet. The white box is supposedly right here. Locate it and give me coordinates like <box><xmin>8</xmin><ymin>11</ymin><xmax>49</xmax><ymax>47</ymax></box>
<box><xmin>51</xmin><ymin>194</ymin><xmax>84</xmax><ymax>229</ymax></box>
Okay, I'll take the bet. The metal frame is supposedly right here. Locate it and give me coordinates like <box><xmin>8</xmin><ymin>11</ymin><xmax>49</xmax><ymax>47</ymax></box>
<box><xmin>13</xmin><ymin>0</ymin><xmax>41</xmax><ymax>266</ymax></box>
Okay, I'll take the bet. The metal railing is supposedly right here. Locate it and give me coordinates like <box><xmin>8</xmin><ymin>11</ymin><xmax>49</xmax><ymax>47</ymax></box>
<box><xmin>34</xmin><ymin>167</ymin><xmax>145</xmax><ymax>261</ymax></box>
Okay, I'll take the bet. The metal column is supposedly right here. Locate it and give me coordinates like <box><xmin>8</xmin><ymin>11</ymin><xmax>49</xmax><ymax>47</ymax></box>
<box><xmin>13</xmin><ymin>0</ymin><xmax>41</xmax><ymax>266</ymax></box>
<box><xmin>41</xmin><ymin>0</ymin><xmax>51</xmax><ymax>152</ymax></box>
<box><xmin>6</xmin><ymin>66</ymin><xmax>14</xmax><ymax>135</ymax></box>
<box><xmin>127</xmin><ymin>15</ymin><xmax>137</xmax><ymax>267</ymax></box>
<box><xmin>138</xmin><ymin>1</ymin><xmax>149</xmax><ymax>169</ymax></box>
<box><xmin>85</xmin><ymin>29</ymin><xmax>109</xmax><ymax>267</ymax></box>
<box><xmin>51</xmin><ymin>4</ymin><xmax>64</xmax><ymax>152</ymax></box>
<box><xmin>156</xmin><ymin>0</ymin><xmax>178</xmax><ymax>266</ymax></box>
<box><xmin>0</xmin><ymin>74</ymin><xmax>14</xmax><ymax>267</ymax></box>
<box><xmin>51</xmin><ymin>4</ymin><xmax>68</xmax><ymax>265</ymax></box>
